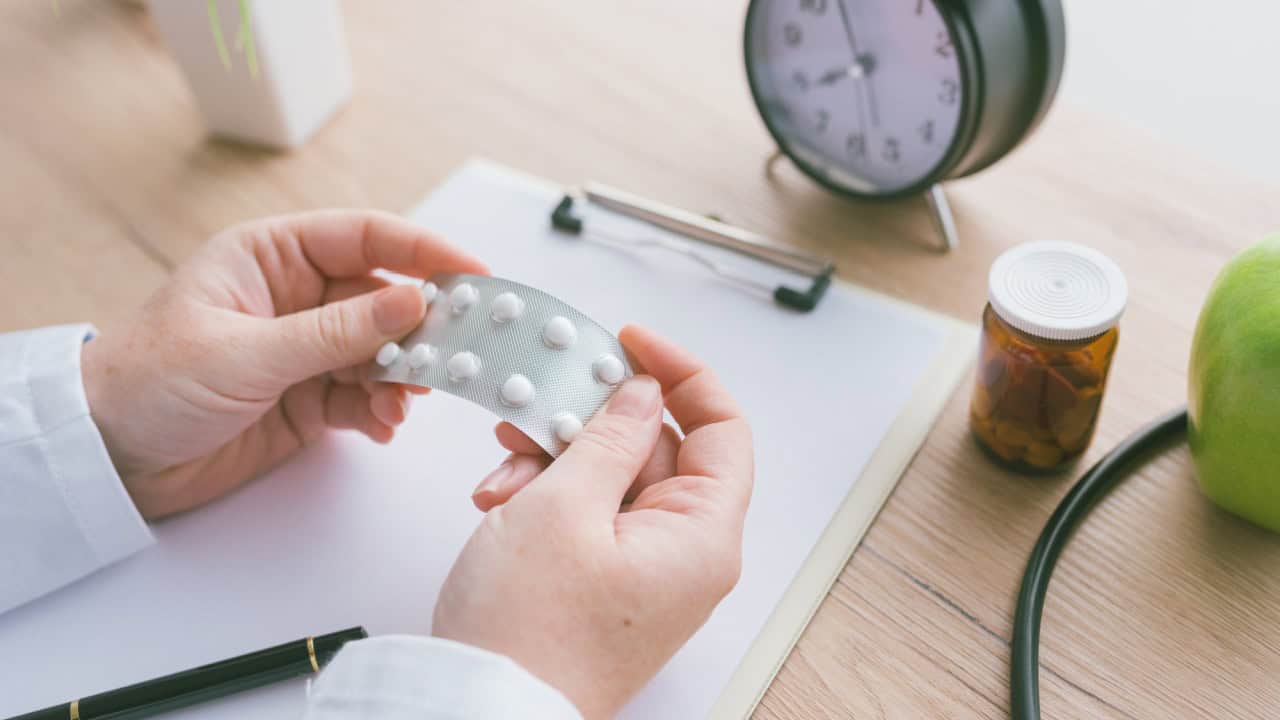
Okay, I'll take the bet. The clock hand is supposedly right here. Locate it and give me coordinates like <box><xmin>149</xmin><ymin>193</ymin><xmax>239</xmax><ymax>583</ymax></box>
<box><xmin>856</xmin><ymin>54</ymin><xmax>881</xmax><ymax>128</ymax></box>
<box><xmin>864</xmin><ymin>83</ymin><xmax>881</xmax><ymax>128</ymax></box>
<box><xmin>817</xmin><ymin>53</ymin><xmax>881</xmax><ymax>85</ymax></box>
<box><xmin>834</xmin><ymin>0</ymin><xmax>861</xmax><ymax>55</ymax></box>
<box><xmin>834</xmin><ymin>1</ymin><xmax>881</xmax><ymax>128</ymax></box>
<box><xmin>816</xmin><ymin>63</ymin><xmax>865</xmax><ymax>86</ymax></box>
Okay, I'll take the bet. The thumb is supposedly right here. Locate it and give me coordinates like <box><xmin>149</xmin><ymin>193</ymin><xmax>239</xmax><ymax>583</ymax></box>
<box><xmin>528</xmin><ymin>376</ymin><xmax>664</xmax><ymax>516</ymax></box>
<box><xmin>264</xmin><ymin>284</ymin><xmax>425</xmax><ymax>383</ymax></box>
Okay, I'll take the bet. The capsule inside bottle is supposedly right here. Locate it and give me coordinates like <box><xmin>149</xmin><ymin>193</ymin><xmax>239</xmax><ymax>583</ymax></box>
<box><xmin>969</xmin><ymin>304</ymin><xmax>1119</xmax><ymax>472</ymax></box>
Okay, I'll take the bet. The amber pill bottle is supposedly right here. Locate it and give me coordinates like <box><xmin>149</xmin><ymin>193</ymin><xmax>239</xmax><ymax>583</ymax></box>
<box><xmin>970</xmin><ymin>241</ymin><xmax>1128</xmax><ymax>473</ymax></box>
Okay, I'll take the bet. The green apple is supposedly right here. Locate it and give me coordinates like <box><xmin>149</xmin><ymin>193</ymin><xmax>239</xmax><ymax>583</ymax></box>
<box><xmin>1189</xmin><ymin>233</ymin><xmax>1280</xmax><ymax>532</ymax></box>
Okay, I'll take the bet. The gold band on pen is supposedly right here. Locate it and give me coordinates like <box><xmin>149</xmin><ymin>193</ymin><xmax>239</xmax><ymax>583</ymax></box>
<box><xmin>306</xmin><ymin>636</ymin><xmax>320</xmax><ymax>673</ymax></box>
<box><xmin>69</xmin><ymin>699</ymin><xmax>80</xmax><ymax>720</ymax></box>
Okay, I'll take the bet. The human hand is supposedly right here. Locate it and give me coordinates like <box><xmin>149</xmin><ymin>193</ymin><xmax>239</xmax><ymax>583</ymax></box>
<box><xmin>81</xmin><ymin>210</ymin><xmax>486</xmax><ymax>518</ymax></box>
<box><xmin>432</xmin><ymin>325</ymin><xmax>754</xmax><ymax>719</ymax></box>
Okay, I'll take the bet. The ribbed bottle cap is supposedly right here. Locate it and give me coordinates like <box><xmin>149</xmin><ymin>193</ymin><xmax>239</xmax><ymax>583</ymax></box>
<box><xmin>988</xmin><ymin>241</ymin><xmax>1128</xmax><ymax>341</ymax></box>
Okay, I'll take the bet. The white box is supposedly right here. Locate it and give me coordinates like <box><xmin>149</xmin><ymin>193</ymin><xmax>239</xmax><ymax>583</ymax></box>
<box><xmin>149</xmin><ymin>0</ymin><xmax>353</xmax><ymax>149</ymax></box>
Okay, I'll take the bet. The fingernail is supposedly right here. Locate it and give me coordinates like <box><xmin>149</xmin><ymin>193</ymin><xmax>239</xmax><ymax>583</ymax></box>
<box><xmin>373</xmin><ymin>286</ymin><xmax>425</xmax><ymax>335</ymax></box>
<box><xmin>605</xmin><ymin>376</ymin><xmax>661</xmax><ymax>419</ymax></box>
<box><xmin>391</xmin><ymin>392</ymin><xmax>412</xmax><ymax>424</ymax></box>
<box><xmin>474</xmin><ymin>460</ymin><xmax>514</xmax><ymax>498</ymax></box>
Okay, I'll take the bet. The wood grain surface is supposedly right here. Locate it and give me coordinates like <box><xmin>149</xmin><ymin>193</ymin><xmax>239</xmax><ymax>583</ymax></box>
<box><xmin>3</xmin><ymin>1</ymin><xmax>1279</xmax><ymax>717</ymax></box>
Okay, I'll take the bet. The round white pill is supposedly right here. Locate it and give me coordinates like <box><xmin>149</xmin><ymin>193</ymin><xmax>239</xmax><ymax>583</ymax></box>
<box><xmin>421</xmin><ymin>281</ymin><xmax>439</xmax><ymax>304</ymax></box>
<box><xmin>552</xmin><ymin>412</ymin><xmax>583</xmax><ymax>444</ymax></box>
<box><xmin>450</xmin><ymin>283</ymin><xmax>479</xmax><ymax>313</ymax></box>
<box><xmin>543</xmin><ymin>316</ymin><xmax>578</xmax><ymax>349</ymax></box>
<box><xmin>407</xmin><ymin>343</ymin><xmax>436</xmax><ymax>369</ymax></box>
<box><xmin>490</xmin><ymin>292</ymin><xmax>525</xmax><ymax>323</ymax></box>
<box><xmin>593</xmin><ymin>354</ymin><xmax>626</xmax><ymax>385</ymax></box>
<box><xmin>375</xmin><ymin>342</ymin><xmax>401</xmax><ymax>367</ymax></box>
<box><xmin>500</xmin><ymin>374</ymin><xmax>535</xmax><ymax>408</ymax></box>
<box><xmin>446</xmin><ymin>351</ymin><xmax>481</xmax><ymax>381</ymax></box>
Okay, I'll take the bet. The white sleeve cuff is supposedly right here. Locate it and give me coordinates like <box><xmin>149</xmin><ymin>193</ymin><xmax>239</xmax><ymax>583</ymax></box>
<box><xmin>0</xmin><ymin>323</ymin><xmax>153</xmax><ymax>614</ymax></box>
<box><xmin>303</xmin><ymin>636</ymin><xmax>582</xmax><ymax>720</ymax></box>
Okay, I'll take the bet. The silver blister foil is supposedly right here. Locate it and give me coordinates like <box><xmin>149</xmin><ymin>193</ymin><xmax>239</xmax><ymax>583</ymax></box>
<box><xmin>369</xmin><ymin>273</ymin><xmax>632</xmax><ymax>456</ymax></box>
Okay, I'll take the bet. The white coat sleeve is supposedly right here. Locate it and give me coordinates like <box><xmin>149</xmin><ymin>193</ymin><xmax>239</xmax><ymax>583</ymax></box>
<box><xmin>303</xmin><ymin>636</ymin><xmax>582</xmax><ymax>720</ymax></box>
<box><xmin>0</xmin><ymin>324</ymin><xmax>153</xmax><ymax>614</ymax></box>
<box><xmin>2</xmin><ymin>326</ymin><xmax>578</xmax><ymax>719</ymax></box>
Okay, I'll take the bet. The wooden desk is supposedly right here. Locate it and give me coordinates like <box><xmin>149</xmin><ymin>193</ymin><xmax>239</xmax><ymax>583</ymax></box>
<box><xmin>4</xmin><ymin>1</ymin><xmax>1280</xmax><ymax>717</ymax></box>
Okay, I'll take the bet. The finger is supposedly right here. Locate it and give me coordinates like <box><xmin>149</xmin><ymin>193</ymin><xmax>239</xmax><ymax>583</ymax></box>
<box><xmin>271</xmin><ymin>209</ymin><xmax>489</xmax><ymax>279</ymax></box>
<box><xmin>618</xmin><ymin>325</ymin><xmax>753</xmax><ymax>516</ymax></box>
<box><xmin>369</xmin><ymin>384</ymin><xmax>411</xmax><ymax>426</ymax></box>
<box><xmin>494</xmin><ymin>422</ymin><xmax>546</xmax><ymax>456</ymax></box>
<box><xmin>471</xmin><ymin>453</ymin><xmax>550</xmax><ymax>512</ymax></box>
<box><xmin>331</xmin><ymin>367</ymin><xmax>428</xmax><ymax>401</ymax></box>
<box><xmin>495</xmin><ymin>419</ymin><xmax>678</xmax><ymax>506</ymax></box>
<box><xmin>328</xmin><ymin>363</ymin><xmax>430</xmax><ymax>397</ymax></box>
<box><xmin>330</xmin><ymin>360</ymin><xmax>430</xmax><ymax>400</ymax></box>
<box><xmin>365</xmin><ymin>424</ymin><xmax>395</xmax><ymax>443</ymax></box>
<box><xmin>321</xmin><ymin>278</ymin><xmax>435</xmax><ymax>394</ymax></box>
<box><xmin>319</xmin><ymin>280</ymin><xmax>395</xmax><ymax>387</ymax></box>
<box><xmin>330</xmin><ymin>358</ymin><xmax>430</xmax><ymax>397</ymax></box>
<box><xmin>624</xmin><ymin>422</ymin><xmax>681</xmax><ymax>504</ymax></box>
<box><xmin>324</xmin><ymin>382</ymin><xmax>394</xmax><ymax>442</ymax></box>
<box><xmin>620</xmin><ymin>326</ymin><xmax>744</xmax><ymax>439</ymax></box>
<box><xmin>323</xmin><ymin>275</ymin><xmax>392</xmax><ymax>304</ymax></box>
<box><xmin>330</xmin><ymin>362</ymin><xmax>369</xmax><ymax>385</ymax></box>
<box><xmin>523</xmin><ymin>376</ymin><xmax>664</xmax><ymax>518</ymax></box>
<box><xmin>259</xmin><ymin>283</ymin><xmax>426</xmax><ymax>383</ymax></box>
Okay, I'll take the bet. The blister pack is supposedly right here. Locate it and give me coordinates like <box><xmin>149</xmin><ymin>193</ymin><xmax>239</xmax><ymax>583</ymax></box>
<box><xmin>369</xmin><ymin>274</ymin><xmax>633</xmax><ymax>457</ymax></box>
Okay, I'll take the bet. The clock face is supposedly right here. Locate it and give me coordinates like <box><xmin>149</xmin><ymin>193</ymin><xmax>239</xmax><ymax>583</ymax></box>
<box><xmin>747</xmin><ymin>0</ymin><xmax>966</xmax><ymax>195</ymax></box>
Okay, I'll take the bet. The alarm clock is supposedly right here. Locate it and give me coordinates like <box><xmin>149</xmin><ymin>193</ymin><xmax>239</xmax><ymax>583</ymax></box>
<box><xmin>744</xmin><ymin>0</ymin><xmax>1065</xmax><ymax>249</ymax></box>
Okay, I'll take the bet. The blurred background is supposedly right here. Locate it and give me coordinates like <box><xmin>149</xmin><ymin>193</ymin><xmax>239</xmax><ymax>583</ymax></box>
<box><xmin>1</xmin><ymin>0</ymin><xmax>1276</xmax><ymax>334</ymax></box>
<box><xmin>1063</xmin><ymin>0</ymin><xmax>1277</xmax><ymax>184</ymax></box>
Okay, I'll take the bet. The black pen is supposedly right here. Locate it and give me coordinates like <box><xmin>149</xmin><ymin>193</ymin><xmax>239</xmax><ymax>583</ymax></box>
<box><xmin>6</xmin><ymin>627</ymin><xmax>367</xmax><ymax>720</ymax></box>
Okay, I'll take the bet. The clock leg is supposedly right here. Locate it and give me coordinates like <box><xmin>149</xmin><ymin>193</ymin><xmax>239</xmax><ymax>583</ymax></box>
<box><xmin>764</xmin><ymin>148</ymin><xmax>787</xmax><ymax>177</ymax></box>
<box><xmin>762</xmin><ymin>150</ymin><xmax>959</xmax><ymax>253</ymax></box>
<box><xmin>926</xmin><ymin>183</ymin><xmax>959</xmax><ymax>252</ymax></box>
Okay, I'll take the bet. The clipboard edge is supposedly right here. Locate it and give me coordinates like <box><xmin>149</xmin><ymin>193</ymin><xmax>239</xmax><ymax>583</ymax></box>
<box><xmin>707</xmin><ymin>316</ymin><xmax>979</xmax><ymax>720</ymax></box>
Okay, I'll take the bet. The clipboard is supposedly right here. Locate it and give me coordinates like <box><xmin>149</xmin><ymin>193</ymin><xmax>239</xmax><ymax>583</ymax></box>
<box><xmin>0</xmin><ymin>159</ymin><xmax>977</xmax><ymax>720</ymax></box>
<box><xmin>527</xmin><ymin>163</ymin><xmax>977</xmax><ymax>717</ymax></box>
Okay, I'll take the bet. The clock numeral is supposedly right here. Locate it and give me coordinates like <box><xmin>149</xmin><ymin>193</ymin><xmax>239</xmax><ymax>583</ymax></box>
<box><xmin>935</xmin><ymin>31</ymin><xmax>953</xmax><ymax>58</ymax></box>
<box><xmin>783</xmin><ymin>22</ymin><xmax>803</xmax><ymax>47</ymax></box>
<box><xmin>939</xmin><ymin>78</ymin><xmax>959</xmax><ymax>105</ymax></box>
<box><xmin>882</xmin><ymin>137</ymin><xmax>901</xmax><ymax>164</ymax></box>
<box><xmin>919</xmin><ymin>120</ymin><xmax>935</xmax><ymax>144</ymax></box>
<box><xmin>915</xmin><ymin>0</ymin><xmax>926</xmax><ymax>15</ymax></box>
<box><xmin>799</xmin><ymin>0</ymin><xmax>827</xmax><ymax>14</ymax></box>
<box><xmin>846</xmin><ymin>132</ymin><xmax>867</xmax><ymax>160</ymax></box>
<box><xmin>815</xmin><ymin>109</ymin><xmax>830</xmax><ymax>134</ymax></box>
<box><xmin>791</xmin><ymin>70</ymin><xmax>809</xmax><ymax>92</ymax></box>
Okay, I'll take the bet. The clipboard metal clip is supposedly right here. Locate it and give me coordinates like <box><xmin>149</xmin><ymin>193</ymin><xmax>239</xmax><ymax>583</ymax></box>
<box><xmin>551</xmin><ymin>183</ymin><xmax>835</xmax><ymax>312</ymax></box>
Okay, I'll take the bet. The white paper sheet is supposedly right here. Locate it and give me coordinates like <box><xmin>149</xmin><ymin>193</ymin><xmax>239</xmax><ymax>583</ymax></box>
<box><xmin>0</xmin><ymin>160</ymin><xmax>969</xmax><ymax>719</ymax></box>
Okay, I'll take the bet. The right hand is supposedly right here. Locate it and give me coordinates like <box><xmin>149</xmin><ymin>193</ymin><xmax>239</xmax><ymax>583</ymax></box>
<box><xmin>432</xmin><ymin>325</ymin><xmax>754</xmax><ymax>719</ymax></box>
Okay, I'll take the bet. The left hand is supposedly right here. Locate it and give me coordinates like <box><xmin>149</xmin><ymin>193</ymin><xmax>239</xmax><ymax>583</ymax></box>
<box><xmin>82</xmin><ymin>210</ymin><xmax>487</xmax><ymax>518</ymax></box>
<box><xmin>435</xmin><ymin>326</ymin><xmax>754</xmax><ymax>718</ymax></box>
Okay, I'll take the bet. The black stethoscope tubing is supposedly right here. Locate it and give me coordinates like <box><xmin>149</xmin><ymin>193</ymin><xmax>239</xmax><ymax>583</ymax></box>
<box><xmin>1011</xmin><ymin>407</ymin><xmax>1189</xmax><ymax>720</ymax></box>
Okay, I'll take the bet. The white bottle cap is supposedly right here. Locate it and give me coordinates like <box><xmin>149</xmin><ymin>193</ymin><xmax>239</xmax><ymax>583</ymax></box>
<box><xmin>988</xmin><ymin>241</ymin><xmax>1128</xmax><ymax>342</ymax></box>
